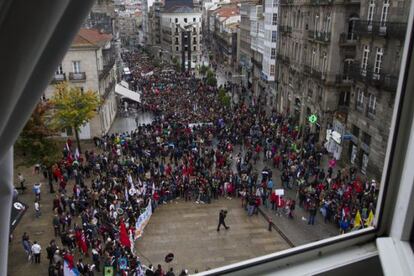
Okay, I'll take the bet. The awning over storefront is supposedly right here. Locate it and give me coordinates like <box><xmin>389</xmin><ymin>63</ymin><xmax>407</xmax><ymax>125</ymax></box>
<box><xmin>115</xmin><ymin>83</ymin><xmax>141</xmax><ymax>103</ymax></box>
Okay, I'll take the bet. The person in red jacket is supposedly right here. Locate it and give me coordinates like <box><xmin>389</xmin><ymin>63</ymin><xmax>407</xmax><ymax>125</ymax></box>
<box><xmin>270</xmin><ymin>191</ymin><xmax>278</xmax><ymax>211</ymax></box>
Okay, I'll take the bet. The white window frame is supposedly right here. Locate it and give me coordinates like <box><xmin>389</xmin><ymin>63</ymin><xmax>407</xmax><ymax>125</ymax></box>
<box><xmin>357</xmin><ymin>88</ymin><xmax>364</xmax><ymax>110</ymax></box>
<box><xmin>271</xmin><ymin>48</ymin><xmax>276</xmax><ymax>59</ymax></box>
<box><xmin>374</xmin><ymin>47</ymin><xmax>384</xmax><ymax>79</ymax></box>
<box><xmin>361</xmin><ymin>45</ymin><xmax>370</xmax><ymax>76</ymax></box>
<box><xmin>380</xmin><ymin>0</ymin><xmax>390</xmax><ymax>27</ymax></box>
<box><xmin>56</xmin><ymin>64</ymin><xmax>63</xmax><ymax>75</ymax></box>
<box><xmin>367</xmin><ymin>0</ymin><xmax>375</xmax><ymax>26</ymax></box>
<box><xmin>271</xmin><ymin>30</ymin><xmax>277</xmax><ymax>42</ymax></box>
<box><xmin>72</xmin><ymin>60</ymin><xmax>81</xmax><ymax>73</ymax></box>
<box><xmin>368</xmin><ymin>93</ymin><xmax>377</xmax><ymax>115</ymax></box>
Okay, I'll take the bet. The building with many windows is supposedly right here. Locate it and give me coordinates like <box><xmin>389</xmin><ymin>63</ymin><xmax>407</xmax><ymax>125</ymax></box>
<box><xmin>210</xmin><ymin>5</ymin><xmax>240</xmax><ymax>67</ymax></box>
<box><xmin>238</xmin><ymin>1</ymin><xmax>259</xmax><ymax>88</ymax></box>
<box><xmin>45</xmin><ymin>28</ymin><xmax>118</xmax><ymax>139</ymax></box>
<box><xmin>160</xmin><ymin>2</ymin><xmax>202</xmax><ymax>69</ymax></box>
<box><xmin>276</xmin><ymin>0</ymin><xmax>360</xmax><ymax>146</ymax></box>
<box><xmin>345</xmin><ymin>0</ymin><xmax>409</xmax><ymax>179</ymax></box>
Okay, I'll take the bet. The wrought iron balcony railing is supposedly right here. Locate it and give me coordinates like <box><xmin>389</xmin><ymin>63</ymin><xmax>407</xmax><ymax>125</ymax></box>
<box><xmin>51</xmin><ymin>73</ymin><xmax>66</xmax><ymax>84</ymax></box>
<box><xmin>69</xmin><ymin>72</ymin><xmax>86</xmax><ymax>81</ymax></box>
<box><xmin>308</xmin><ymin>30</ymin><xmax>331</xmax><ymax>43</ymax></box>
<box><xmin>353</xmin><ymin>20</ymin><xmax>407</xmax><ymax>39</ymax></box>
<box><xmin>350</xmin><ymin>62</ymin><xmax>399</xmax><ymax>92</ymax></box>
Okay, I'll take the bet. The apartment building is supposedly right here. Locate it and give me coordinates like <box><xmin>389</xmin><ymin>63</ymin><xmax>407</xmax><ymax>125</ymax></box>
<box><xmin>46</xmin><ymin>29</ymin><xmax>118</xmax><ymax>139</ymax></box>
<box><xmin>238</xmin><ymin>1</ymin><xmax>259</xmax><ymax>88</ymax></box>
<box><xmin>210</xmin><ymin>5</ymin><xmax>240</xmax><ymax>67</ymax></box>
<box><xmin>276</xmin><ymin>0</ymin><xmax>360</xmax><ymax>143</ymax></box>
<box><xmin>160</xmin><ymin>1</ymin><xmax>202</xmax><ymax>69</ymax></box>
<box><xmin>345</xmin><ymin>0</ymin><xmax>409</xmax><ymax>179</ymax></box>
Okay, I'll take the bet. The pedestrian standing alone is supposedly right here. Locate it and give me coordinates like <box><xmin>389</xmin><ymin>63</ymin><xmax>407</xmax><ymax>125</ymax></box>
<box><xmin>31</xmin><ymin>241</ymin><xmax>42</xmax><ymax>263</ymax></box>
<box><xmin>33</xmin><ymin>182</ymin><xmax>42</xmax><ymax>201</ymax></box>
<box><xmin>34</xmin><ymin>200</ymin><xmax>41</xmax><ymax>218</ymax></box>
<box><xmin>217</xmin><ymin>209</ymin><xmax>229</xmax><ymax>231</ymax></box>
<box><xmin>308</xmin><ymin>203</ymin><xmax>317</xmax><ymax>225</ymax></box>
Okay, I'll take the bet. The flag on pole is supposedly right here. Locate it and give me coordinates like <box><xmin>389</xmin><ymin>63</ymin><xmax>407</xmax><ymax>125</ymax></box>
<box><xmin>353</xmin><ymin>210</ymin><xmax>362</xmax><ymax>229</ymax></box>
<box><xmin>119</xmin><ymin>219</ymin><xmax>131</xmax><ymax>248</ymax></box>
<box><xmin>75</xmin><ymin>148</ymin><xmax>80</xmax><ymax>160</ymax></box>
<box><xmin>63</xmin><ymin>253</ymin><xmax>80</xmax><ymax>276</ymax></box>
<box><xmin>75</xmin><ymin>229</ymin><xmax>88</xmax><ymax>254</ymax></box>
<box><xmin>64</xmin><ymin>261</ymin><xmax>80</xmax><ymax>276</ymax></box>
<box><xmin>365</xmin><ymin>210</ymin><xmax>374</xmax><ymax>227</ymax></box>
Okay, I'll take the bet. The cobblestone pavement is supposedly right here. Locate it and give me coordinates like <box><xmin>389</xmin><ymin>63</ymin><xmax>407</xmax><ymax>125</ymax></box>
<box><xmin>135</xmin><ymin>198</ymin><xmax>289</xmax><ymax>274</ymax></box>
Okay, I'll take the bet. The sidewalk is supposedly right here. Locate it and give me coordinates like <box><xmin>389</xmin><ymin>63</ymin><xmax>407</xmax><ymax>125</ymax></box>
<box><xmin>258</xmin><ymin>203</ymin><xmax>339</xmax><ymax>246</ymax></box>
<box><xmin>230</xmin><ymin>148</ymin><xmax>340</xmax><ymax>247</ymax></box>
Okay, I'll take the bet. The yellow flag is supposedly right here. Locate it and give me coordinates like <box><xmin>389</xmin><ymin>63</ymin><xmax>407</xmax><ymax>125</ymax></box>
<box><xmin>365</xmin><ymin>210</ymin><xmax>374</xmax><ymax>227</ymax></box>
<box><xmin>354</xmin><ymin>210</ymin><xmax>362</xmax><ymax>228</ymax></box>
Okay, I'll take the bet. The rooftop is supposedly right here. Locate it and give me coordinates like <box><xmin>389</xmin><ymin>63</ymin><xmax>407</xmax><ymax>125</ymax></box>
<box><xmin>72</xmin><ymin>28</ymin><xmax>112</xmax><ymax>48</ymax></box>
<box><xmin>213</xmin><ymin>5</ymin><xmax>239</xmax><ymax>18</ymax></box>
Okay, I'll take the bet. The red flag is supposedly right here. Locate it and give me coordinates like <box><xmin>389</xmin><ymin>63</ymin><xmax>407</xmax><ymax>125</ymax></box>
<box><xmin>75</xmin><ymin>229</ymin><xmax>88</xmax><ymax>254</ymax></box>
<box><xmin>119</xmin><ymin>219</ymin><xmax>131</xmax><ymax>248</ymax></box>
<box><xmin>63</xmin><ymin>252</ymin><xmax>75</xmax><ymax>269</ymax></box>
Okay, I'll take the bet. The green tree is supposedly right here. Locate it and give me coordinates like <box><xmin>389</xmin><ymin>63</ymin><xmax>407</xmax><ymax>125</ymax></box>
<box><xmin>199</xmin><ymin>65</ymin><xmax>209</xmax><ymax>76</ymax></box>
<box><xmin>50</xmin><ymin>82</ymin><xmax>101</xmax><ymax>153</ymax></box>
<box><xmin>218</xmin><ymin>87</ymin><xmax>231</xmax><ymax>107</ymax></box>
<box><xmin>206</xmin><ymin>69</ymin><xmax>217</xmax><ymax>86</ymax></box>
<box><xmin>16</xmin><ymin>102</ymin><xmax>61</xmax><ymax>167</ymax></box>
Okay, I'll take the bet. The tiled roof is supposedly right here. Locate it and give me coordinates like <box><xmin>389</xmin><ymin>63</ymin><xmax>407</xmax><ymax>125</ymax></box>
<box><xmin>213</xmin><ymin>6</ymin><xmax>239</xmax><ymax>18</ymax></box>
<box><xmin>72</xmin><ymin>28</ymin><xmax>112</xmax><ymax>48</ymax></box>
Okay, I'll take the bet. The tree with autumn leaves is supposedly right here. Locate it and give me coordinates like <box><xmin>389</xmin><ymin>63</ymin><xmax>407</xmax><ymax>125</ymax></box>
<box><xmin>50</xmin><ymin>82</ymin><xmax>101</xmax><ymax>153</ymax></box>
<box><xmin>16</xmin><ymin>101</ymin><xmax>61</xmax><ymax>167</ymax></box>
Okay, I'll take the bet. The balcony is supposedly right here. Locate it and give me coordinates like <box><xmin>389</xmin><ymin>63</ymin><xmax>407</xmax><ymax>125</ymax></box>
<box><xmin>350</xmin><ymin>62</ymin><xmax>399</xmax><ymax>92</ymax></box>
<box><xmin>307</xmin><ymin>30</ymin><xmax>331</xmax><ymax>43</ymax></box>
<box><xmin>99</xmin><ymin>57</ymin><xmax>116</xmax><ymax>80</ymax></box>
<box><xmin>335</xmin><ymin>74</ymin><xmax>353</xmax><ymax>86</ymax></box>
<box><xmin>69</xmin><ymin>72</ymin><xmax>86</xmax><ymax>81</ymax></box>
<box><xmin>50</xmin><ymin>73</ymin><xmax>66</xmax><ymax>84</ymax></box>
<box><xmin>277</xmin><ymin>54</ymin><xmax>290</xmax><ymax>65</ymax></box>
<box><xmin>303</xmin><ymin>64</ymin><xmax>323</xmax><ymax>80</ymax></box>
<box><xmin>310</xmin><ymin>0</ymin><xmax>333</xmax><ymax>5</ymax></box>
<box><xmin>339</xmin><ymin>32</ymin><xmax>357</xmax><ymax>45</ymax></box>
<box><xmin>279</xmin><ymin>25</ymin><xmax>292</xmax><ymax>34</ymax></box>
<box><xmin>353</xmin><ymin>20</ymin><xmax>407</xmax><ymax>40</ymax></box>
<box><xmin>279</xmin><ymin>0</ymin><xmax>294</xmax><ymax>5</ymax></box>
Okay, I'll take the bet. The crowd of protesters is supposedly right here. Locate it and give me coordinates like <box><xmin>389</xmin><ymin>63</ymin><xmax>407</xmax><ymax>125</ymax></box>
<box><xmin>19</xmin><ymin>48</ymin><xmax>378</xmax><ymax>275</ymax></box>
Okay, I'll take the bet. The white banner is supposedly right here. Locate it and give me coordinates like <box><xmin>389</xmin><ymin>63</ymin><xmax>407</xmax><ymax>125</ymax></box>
<box><xmin>135</xmin><ymin>199</ymin><xmax>152</xmax><ymax>239</ymax></box>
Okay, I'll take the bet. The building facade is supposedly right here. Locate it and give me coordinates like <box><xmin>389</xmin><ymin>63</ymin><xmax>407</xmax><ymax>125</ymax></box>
<box><xmin>210</xmin><ymin>5</ymin><xmax>240</xmax><ymax>67</ymax></box>
<box><xmin>160</xmin><ymin>6</ymin><xmax>203</xmax><ymax>69</ymax></box>
<box><xmin>344</xmin><ymin>0</ymin><xmax>409</xmax><ymax>179</ymax></box>
<box><xmin>47</xmin><ymin>29</ymin><xmax>118</xmax><ymax>139</ymax></box>
<box><xmin>276</xmin><ymin>0</ymin><xmax>360</xmax><ymax>144</ymax></box>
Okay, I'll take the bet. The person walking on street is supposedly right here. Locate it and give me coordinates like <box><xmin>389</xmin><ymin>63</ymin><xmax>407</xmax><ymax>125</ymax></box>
<box><xmin>308</xmin><ymin>203</ymin><xmax>317</xmax><ymax>225</ymax></box>
<box><xmin>34</xmin><ymin>200</ymin><xmax>41</xmax><ymax>218</ymax></box>
<box><xmin>31</xmin><ymin>241</ymin><xmax>42</xmax><ymax>263</ymax></box>
<box><xmin>33</xmin><ymin>182</ymin><xmax>41</xmax><ymax>202</ymax></box>
<box><xmin>22</xmin><ymin>232</ymin><xmax>32</xmax><ymax>262</ymax></box>
<box><xmin>217</xmin><ymin>209</ymin><xmax>229</xmax><ymax>231</ymax></box>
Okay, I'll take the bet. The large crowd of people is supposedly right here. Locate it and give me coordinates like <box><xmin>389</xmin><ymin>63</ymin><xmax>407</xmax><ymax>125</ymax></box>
<box><xmin>19</xmin><ymin>49</ymin><xmax>378</xmax><ymax>275</ymax></box>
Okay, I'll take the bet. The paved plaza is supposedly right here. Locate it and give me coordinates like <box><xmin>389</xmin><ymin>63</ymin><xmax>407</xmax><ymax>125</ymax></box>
<box><xmin>135</xmin><ymin>198</ymin><xmax>289</xmax><ymax>273</ymax></box>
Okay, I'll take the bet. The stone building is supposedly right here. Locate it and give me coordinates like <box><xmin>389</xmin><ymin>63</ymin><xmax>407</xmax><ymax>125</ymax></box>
<box><xmin>46</xmin><ymin>29</ymin><xmax>118</xmax><ymax>139</ymax></box>
<box><xmin>238</xmin><ymin>1</ymin><xmax>259</xmax><ymax>88</ymax></box>
<box><xmin>210</xmin><ymin>5</ymin><xmax>240</xmax><ymax>67</ymax></box>
<box><xmin>117</xmin><ymin>11</ymin><xmax>141</xmax><ymax>49</ymax></box>
<box><xmin>276</xmin><ymin>0</ymin><xmax>360</xmax><ymax>142</ymax></box>
<box><xmin>160</xmin><ymin>1</ymin><xmax>203</xmax><ymax>69</ymax></box>
<box><xmin>83</xmin><ymin>0</ymin><xmax>116</xmax><ymax>35</ymax></box>
<box><xmin>345</xmin><ymin>0</ymin><xmax>409</xmax><ymax>179</ymax></box>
